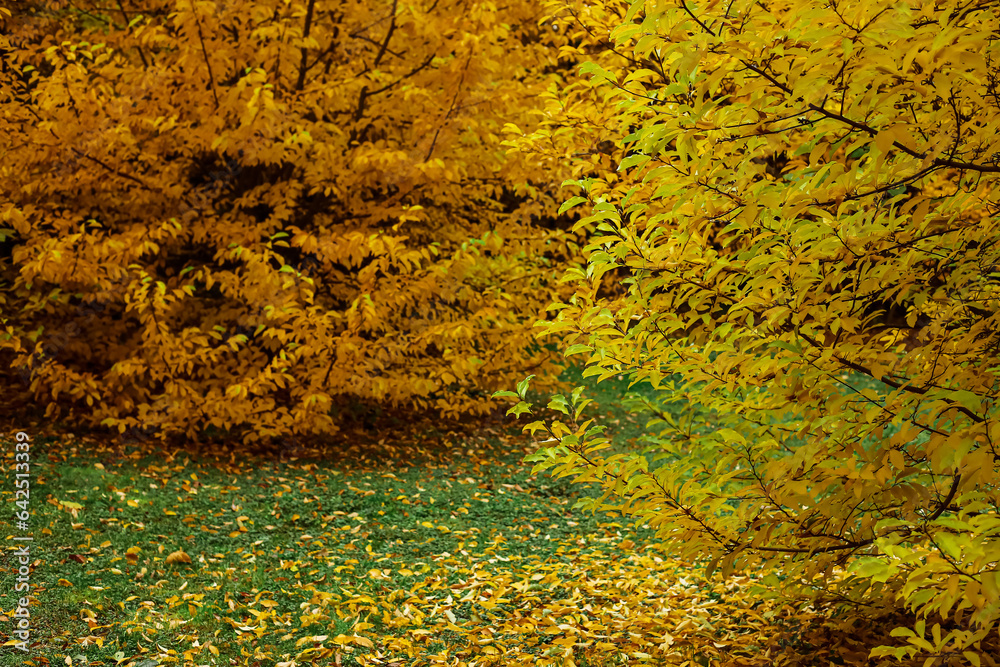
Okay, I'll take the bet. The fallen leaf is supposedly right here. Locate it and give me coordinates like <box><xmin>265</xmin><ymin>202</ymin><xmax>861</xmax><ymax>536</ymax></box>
<box><xmin>165</xmin><ymin>550</ymin><xmax>192</xmax><ymax>565</ymax></box>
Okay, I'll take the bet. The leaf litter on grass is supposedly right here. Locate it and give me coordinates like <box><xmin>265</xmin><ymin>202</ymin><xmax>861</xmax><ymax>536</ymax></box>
<box><xmin>0</xmin><ymin>425</ymin><xmax>896</xmax><ymax>667</ymax></box>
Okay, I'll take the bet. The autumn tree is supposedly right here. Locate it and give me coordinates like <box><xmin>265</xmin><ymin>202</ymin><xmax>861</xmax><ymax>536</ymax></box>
<box><xmin>0</xmin><ymin>0</ymin><xmax>606</xmax><ymax>442</ymax></box>
<box><xmin>506</xmin><ymin>0</ymin><xmax>1000</xmax><ymax>662</ymax></box>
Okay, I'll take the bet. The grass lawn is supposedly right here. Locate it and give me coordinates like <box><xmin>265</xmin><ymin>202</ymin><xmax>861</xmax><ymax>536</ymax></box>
<box><xmin>0</xmin><ymin>373</ymin><xmax>894</xmax><ymax>667</ymax></box>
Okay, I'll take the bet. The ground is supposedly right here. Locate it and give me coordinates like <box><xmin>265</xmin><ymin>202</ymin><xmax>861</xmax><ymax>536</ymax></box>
<box><xmin>0</xmin><ymin>376</ymin><xmax>898</xmax><ymax>666</ymax></box>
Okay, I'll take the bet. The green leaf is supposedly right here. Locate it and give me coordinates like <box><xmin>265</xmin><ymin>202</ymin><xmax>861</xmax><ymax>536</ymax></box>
<box><xmin>516</xmin><ymin>375</ymin><xmax>535</xmax><ymax>399</ymax></box>
<box><xmin>523</xmin><ymin>420</ymin><xmax>547</xmax><ymax>435</ymax></box>
<box><xmin>547</xmin><ymin>394</ymin><xmax>570</xmax><ymax>414</ymax></box>
<box><xmin>506</xmin><ymin>402</ymin><xmax>532</xmax><ymax>418</ymax></box>
<box><xmin>558</xmin><ymin>196</ymin><xmax>589</xmax><ymax>215</ymax></box>
<box><xmin>492</xmin><ymin>390</ymin><xmax>519</xmax><ymax>399</ymax></box>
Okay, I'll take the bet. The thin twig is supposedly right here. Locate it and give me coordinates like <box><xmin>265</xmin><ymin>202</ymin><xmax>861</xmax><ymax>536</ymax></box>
<box><xmin>194</xmin><ymin>16</ymin><xmax>219</xmax><ymax>109</ymax></box>
<box><xmin>374</xmin><ymin>0</ymin><xmax>399</xmax><ymax>69</ymax></box>
<box><xmin>116</xmin><ymin>0</ymin><xmax>149</xmax><ymax>68</ymax></box>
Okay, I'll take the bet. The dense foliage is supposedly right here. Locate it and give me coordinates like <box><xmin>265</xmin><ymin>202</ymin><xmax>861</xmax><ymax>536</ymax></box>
<box><xmin>507</xmin><ymin>0</ymin><xmax>1000</xmax><ymax>663</ymax></box>
<box><xmin>7</xmin><ymin>0</ymin><xmax>1000</xmax><ymax>662</ymax></box>
<box><xmin>0</xmin><ymin>0</ymin><xmax>604</xmax><ymax>442</ymax></box>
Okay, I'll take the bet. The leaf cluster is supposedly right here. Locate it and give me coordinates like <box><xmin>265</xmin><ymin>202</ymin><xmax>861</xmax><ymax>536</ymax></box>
<box><xmin>507</xmin><ymin>0</ymin><xmax>1000</xmax><ymax>663</ymax></box>
<box><xmin>0</xmin><ymin>0</ymin><xmax>598</xmax><ymax>442</ymax></box>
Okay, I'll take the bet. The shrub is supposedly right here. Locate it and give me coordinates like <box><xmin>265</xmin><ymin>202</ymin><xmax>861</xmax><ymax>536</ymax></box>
<box><xmin>508</xmin><ymin>0</ymin><xmax>1000</xmax><ymax>662</ymax></box>
<box><xmin>0</xmin><ymin>0</ymin><xmax>596</xmax><ymax>442</ymax></box>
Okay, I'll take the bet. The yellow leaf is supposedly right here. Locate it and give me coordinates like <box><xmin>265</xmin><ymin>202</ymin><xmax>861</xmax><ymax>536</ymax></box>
<box><xmin>165</xmin><ymin>550</ymin><xmax>192</xmax><ymax>565</ymax></box>
<box><xmin>296</xmin><ymin>635</ymin><xmax>324</xmax><ymax>647</ymax></box>
<box><xmin>57</xmin><ymin>578</ymin><xmax>74</xmax><ymax>587</ymax></box>
<box><xmin>874</xmin><ymin>127</ymin><xmax>897</xmax><ymax>155</ymax></box>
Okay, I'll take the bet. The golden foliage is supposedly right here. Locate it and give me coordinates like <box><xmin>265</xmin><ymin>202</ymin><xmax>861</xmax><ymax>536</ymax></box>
<box><xmin>510</xmin><ymin>0</ymin><xmax>1000</xmax><ymax>663</ymax></box>
<box><xmin>0</xmin><ymin>0</ymin><xmax>595</xmax><ymax>441</ymax></box>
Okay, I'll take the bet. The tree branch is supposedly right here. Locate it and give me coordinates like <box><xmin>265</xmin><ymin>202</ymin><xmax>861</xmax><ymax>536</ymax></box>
<box><xmin>742</xmin><ymin>61</ymin><xmax>1000</xmax><ymax>173</ymax></box>
<box><xmin>927</xmin><ymin>473</ymin><xmax>962</xmax><ymax>522</ymax></box>
<box><xmin>116</xmin><ymin>0</ymin><xmax>149</xmax><ymax>69</ymax></box>
<box><xmin>193</xmin><ymin>16</ymin><xmax>219</xmax><ymax>109</ymax></box>
<box><xmin>70</xmin><ymin>148</ymin><xmax>154</xmax><ymax>190</ymax></box>
<box><xmin>373</xmin><ymin>0</ymin><xmax>399</xmax><ymax>69</ymax></box>
<box><xmin>295</xmin><ymin>0</ymin><xmax>317</xmax><ymax>92</ymax></box>
<box><xmin>795</xmin><ymin>329</ymin><xmax>985</xmax><ymax>424</ymax></box>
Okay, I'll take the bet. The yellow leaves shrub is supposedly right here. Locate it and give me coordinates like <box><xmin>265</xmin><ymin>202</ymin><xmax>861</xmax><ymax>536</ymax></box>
<box><xmin>511</xmin><ymin>0</ymin><xmax>1000</xmax><ymax>663</ymax></box>
<box><xmin>0</xmin><ymin>0</ymin><xmax>598</xmax><ymax>441</ymax></box>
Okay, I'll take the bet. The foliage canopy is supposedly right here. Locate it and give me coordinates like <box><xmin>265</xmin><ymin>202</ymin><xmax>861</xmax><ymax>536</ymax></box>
<box><xmin>0</xmin><ymin>0</ymin><xmax>607</xmax><ymax>442</ymax></box>
<box><xmin>507</xmin><ymin>0</ymin><xmax>1000</xmax><ymax>663</ymax></box>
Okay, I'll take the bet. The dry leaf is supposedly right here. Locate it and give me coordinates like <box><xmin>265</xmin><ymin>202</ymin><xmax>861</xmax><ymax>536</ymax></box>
<box><xmin>165</xmin><ymin>550</ymin><xmax>192</xmax><ymax>565</ymax></box>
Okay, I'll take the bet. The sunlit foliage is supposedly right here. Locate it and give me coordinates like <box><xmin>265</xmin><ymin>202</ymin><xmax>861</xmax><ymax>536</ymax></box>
<box><xmin>0</xmin><ymin>0</ymin><xmax>592</xmax><ymax>442</ymax></box>
<box><xmin>508</xmin><ymin>0</ymin><xmax>1000</xmax><ymax>663</ymax></box>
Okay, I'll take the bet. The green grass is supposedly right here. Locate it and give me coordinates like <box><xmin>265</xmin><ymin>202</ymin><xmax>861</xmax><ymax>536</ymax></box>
<box><xmin>0</xmin><ymin>420</ymin><xmax>660</xmax><ymax>666</ymax></box>
<box><xmin>0</xmin><ymin>365</ymin><xmax>920</xmax><ymax>667</ymax></box>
